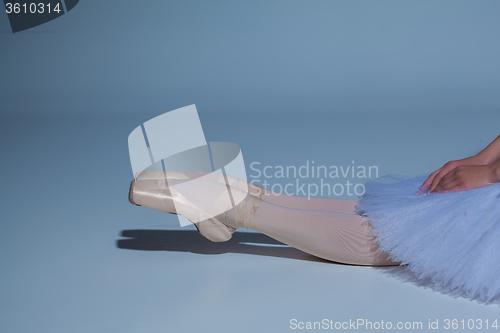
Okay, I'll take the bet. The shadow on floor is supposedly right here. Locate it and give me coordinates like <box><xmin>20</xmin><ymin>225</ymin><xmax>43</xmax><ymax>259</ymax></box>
<box><xmin>117</xmin><ymin>229</ymin><xmax>330</xmax><ymax>263</ymax></box>
<box><xmin>117</xmin><ymin>229</ymin><xmax>500</xmax><ymax>305</ymax></box>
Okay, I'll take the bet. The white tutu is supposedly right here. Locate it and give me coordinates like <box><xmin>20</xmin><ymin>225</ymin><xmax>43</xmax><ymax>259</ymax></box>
<box><xmin>356</xmin><ymin>174</ymin><xmax>500</xmax><ymax>302</ymax></box>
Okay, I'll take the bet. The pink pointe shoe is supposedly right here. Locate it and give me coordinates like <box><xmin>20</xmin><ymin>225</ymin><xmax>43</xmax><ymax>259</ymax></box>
<box><xmin>129</xmin><ymin>172</ymin><xmax>262</xmax><ymax>242</ymax></box>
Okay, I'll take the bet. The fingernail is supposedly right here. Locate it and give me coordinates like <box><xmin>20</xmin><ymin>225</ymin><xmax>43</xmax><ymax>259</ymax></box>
<box><xmin>418</xmin><ymin>184</ymin><xmax>430</xmax><ymax>195</ymax></box>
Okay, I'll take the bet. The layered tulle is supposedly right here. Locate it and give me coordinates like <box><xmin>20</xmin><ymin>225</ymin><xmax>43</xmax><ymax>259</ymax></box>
<box><xmin>356</xmin><ymin>174</ymin><xmax>500</xmax><ymax>302</ymax></box>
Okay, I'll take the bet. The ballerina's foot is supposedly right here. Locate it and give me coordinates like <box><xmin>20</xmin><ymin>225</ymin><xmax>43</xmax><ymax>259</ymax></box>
<box><xmin>129</xmin><ymin>177</ymin><xmax>263</xmax><ymax>242</ymax></box>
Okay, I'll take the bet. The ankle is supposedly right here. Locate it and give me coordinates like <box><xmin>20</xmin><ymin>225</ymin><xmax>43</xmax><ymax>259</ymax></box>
<box><xmin>221</xmin><ymin>192</ymin><xmax>262</xmax><ymax>230</ymax></box>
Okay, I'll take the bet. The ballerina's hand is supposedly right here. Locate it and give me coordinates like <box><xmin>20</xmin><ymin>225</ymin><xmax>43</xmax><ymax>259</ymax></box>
<box><xmin>431</xmin><ymin>164</ymin><xmax>500</xmax><ymax>193</ymax></box>
<box><xmin>420</xmin><ymin>155</ymin><xmax>488</xmax><ymax>193</ymax></box>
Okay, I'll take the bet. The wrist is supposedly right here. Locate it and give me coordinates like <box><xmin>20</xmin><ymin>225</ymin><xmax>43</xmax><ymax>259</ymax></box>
<box><xmin>491</xmin><ymin>161</ymin><xmax>500</xmax><ymax>183</ymax></box>
<box><xmin>476</xmin><ymin>151</ymin><xmax>497</xmax><ymax>165</ymax></box>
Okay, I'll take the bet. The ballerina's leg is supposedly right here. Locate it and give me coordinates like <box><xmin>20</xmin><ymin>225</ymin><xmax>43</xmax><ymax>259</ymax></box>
<box><xmin>131</xmin><ymin>173</ymin><xmax>397</xmax><ymax>266</ymax></box>
<box><xmin>255</xmin><ymin>191</ymin><xmax>358</xmax><ymax>214</ymax></box>
<box><xmin>248</xmin><ymin>201</ymin><xmax>398</xmax><ymax>266</ymax></box>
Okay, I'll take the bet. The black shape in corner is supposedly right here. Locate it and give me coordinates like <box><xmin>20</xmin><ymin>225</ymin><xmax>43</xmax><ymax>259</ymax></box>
<box><xmin>64</xmin><ymin>0</ymin><xmax>78</xmax><ymax>12</ymax></box>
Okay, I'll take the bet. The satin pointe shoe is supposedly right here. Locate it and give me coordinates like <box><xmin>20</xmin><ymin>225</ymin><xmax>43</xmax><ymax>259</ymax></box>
<box><xmin>129</xmin><ymin>177</ymin><xmax>262</xmax><ymax>242</ymax></box>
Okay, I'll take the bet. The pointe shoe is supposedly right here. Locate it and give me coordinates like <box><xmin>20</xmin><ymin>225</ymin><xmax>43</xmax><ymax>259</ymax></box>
<box><xmin>129</xmin><ymin>179</ymin><xmax>235</xmax><ymax>241</ymax></box>
<box><xmin>129</xmin><ymin>177</ymin><xmax>261</xmax><ymax>242</ymax></box>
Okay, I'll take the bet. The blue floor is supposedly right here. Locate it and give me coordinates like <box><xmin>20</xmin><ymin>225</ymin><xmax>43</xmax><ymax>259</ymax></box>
<box><xmin>1</xmin><ymin>110</ymin><xmax>500</xmax><ymax>332</ymax></box>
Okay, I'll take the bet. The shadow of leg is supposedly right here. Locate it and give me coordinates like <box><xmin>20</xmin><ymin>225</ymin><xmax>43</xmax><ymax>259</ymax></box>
<box><xmin>117</xmin><ymin>229</ymin><xmax>332</xmax><ymax>263</ymax></box>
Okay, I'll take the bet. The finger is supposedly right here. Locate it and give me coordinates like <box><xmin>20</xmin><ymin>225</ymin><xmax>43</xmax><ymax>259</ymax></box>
<box><xmin>435</xmin><ymin>170</ymin><xmax>458</xmax><ymax>190</ymax></box>
<box><xmin>433</xmin><ymin>172</ymin><xmax>463</xmax><ymax>192</ymax></box>
<box><xmin>422</xmin><ymin>171</ymin><xmax>438</xmax><ymax>186</ymax></box>
<box><xmin>429</xmin><ymin>170</ymin><xmax>447</xmax><ymax>192</ymax></box>
<box><xmin>420</xmin><ymin>168</ymin><xmax>444</xmax><ymax>194</ymax></box>
<box><xmin>433</xmin><ymin>180</ymin><xmax>458</xmax><ymax>193</ymax></box>
<box><xmin>440</xmin><ymin>182</ymin><xmax>465</xmax><ymax>193</ymax></box>
<box><xmin>421</xmin><ymin>168</ymin><xmax>441</xmax><ymax>188</ymax></box>
<box><xmin>429</xmin><ymin>164</ymin><xmax>457</xmax><ymax>192</ymax></box>
<box><xmin>430</xmin><ymin>171</ymin><xmax>452</xmax><ymax>193</ymax></box>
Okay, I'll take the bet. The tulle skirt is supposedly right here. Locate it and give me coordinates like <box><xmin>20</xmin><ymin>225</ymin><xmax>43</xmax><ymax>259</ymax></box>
<box><xmin>356</xmin><ymin>174</ymin><xmax>500</xmax><ymax>302</ymax></box>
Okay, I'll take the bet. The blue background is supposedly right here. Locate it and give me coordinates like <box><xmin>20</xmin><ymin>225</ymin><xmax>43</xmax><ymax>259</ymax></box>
<box><xmin>1</xmin><ymin>1</ymin><xmax>500</xmax><ymax>332</ymax></box>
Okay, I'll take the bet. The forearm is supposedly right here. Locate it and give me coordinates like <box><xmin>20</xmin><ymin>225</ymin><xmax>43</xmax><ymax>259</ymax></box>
<box><xmin>476</xmin><ymin>135</ymin><xmax>500</xmax><ymax>164</ymax></box>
